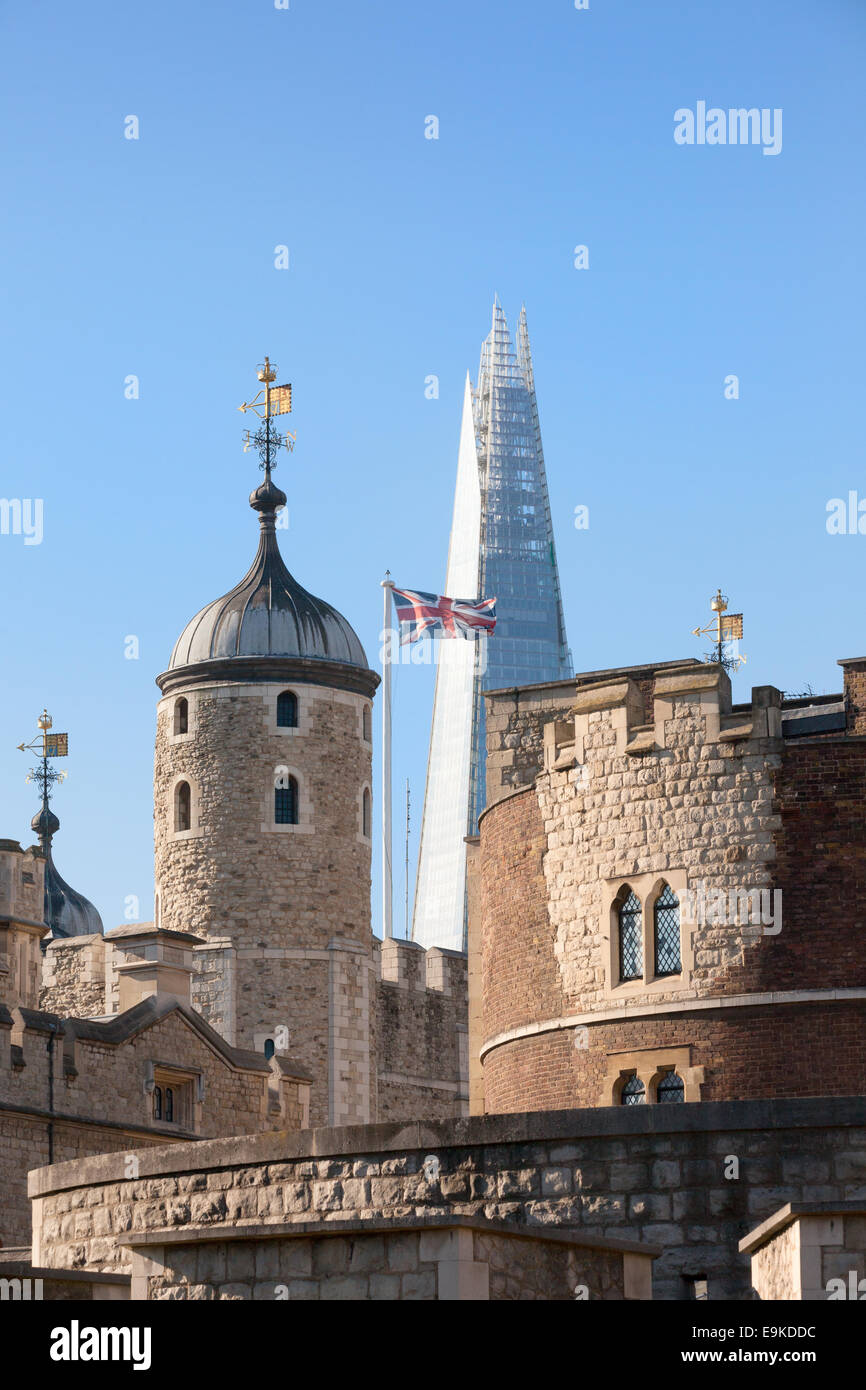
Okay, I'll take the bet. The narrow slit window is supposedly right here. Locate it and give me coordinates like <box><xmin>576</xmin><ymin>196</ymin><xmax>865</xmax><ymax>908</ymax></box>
<box><xmin>174</xmin><ymin>697</ymin><xmax>188</xmax><ymax>735</ymax></box>
<box><xmin>275</xmin><ymin>776</ymin><xmax>299</xmax><ymax>825</ymax></box>
<box><xmin>174</xmin><ymin>781</ymin><xmax>191</xmax><ymax>833</ymax></box>
<box><xmin>277</xmin><ymin>691</ymin><xmax>298</xmax><ymax>728</ymax></box>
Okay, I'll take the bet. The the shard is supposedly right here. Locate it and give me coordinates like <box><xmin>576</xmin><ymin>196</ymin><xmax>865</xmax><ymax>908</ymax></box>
<box><xmin>412</xmin><ymin>300</ymin><xmax>572</xmax><ymax>951</ymax></box>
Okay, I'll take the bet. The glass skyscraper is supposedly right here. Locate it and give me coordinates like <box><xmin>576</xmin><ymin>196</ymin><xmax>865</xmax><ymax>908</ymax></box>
<box><xmin>411</xmin><ymin>300</ymin><xmax>572</xmax><ymax>952</ymax></box>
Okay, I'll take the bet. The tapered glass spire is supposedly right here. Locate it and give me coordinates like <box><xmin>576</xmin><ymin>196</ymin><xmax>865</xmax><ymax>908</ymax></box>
<box><xmin>412</xmin><ymin>301</ymin><xmax>572</xmax><ymax>952</ymax></box>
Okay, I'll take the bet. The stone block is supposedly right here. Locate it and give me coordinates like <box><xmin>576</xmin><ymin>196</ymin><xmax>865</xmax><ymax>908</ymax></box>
<box><xmin>401</xmin><ymin>1270</ymin><xmax>436</xmax><ymax>1300</ymax></box>
<box><xmin>320</xmin><ymin>1274</ymin><xmax>369</xmax><ymax>1300</ymax></box>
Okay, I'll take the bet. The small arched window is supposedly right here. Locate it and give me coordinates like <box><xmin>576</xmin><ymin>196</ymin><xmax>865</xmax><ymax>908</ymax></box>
<box><xmin>263</xmin><ymin>1038</ymin><xmax>275</xmax><ymax>1061</ymax></box>
<box><xmin>362</xmin><ymin>787</ymin><xmax>371</xmax><ymax>838</ymax></box>
<box><xmin>277</xmin><ymin>690</ymin><xmax>298</xmax><ymax>728</ymax></box>
<box><xmin>362</xmin><ymin>705</ymin><xmax>371</xmax><ymax>741</ymax></box>
<box><xmin>654</xmin><ymin>883</ymin><xmax>681</xmax><ymax>976</ymax></box>
<box><xmin>174</xmin><ymin>781</ymin><xmax>191</xmax><ymax>833</ymax></box>
<box><xmin>165</xmin><ymin>1088</ymin><xmax>174</xmax><ymax>1123</ymax></box>
<box><xmin>657</xmin><ymin>1071</ymin><xmax>685</xmax><ymax>1104</ymax></box>
<box><xmin>621</xmin><ymin>1074</ymin><xmax>646</xmax><ymax>1106</ymax></box>
<box><xmin>618</xmin><ymin>889</ymin><xmax>642</xmax><ymax>982</ymax></box>
<box><xmin>153</xmin><ymin>1086</ymin><xmax>163</xmax><ymax>1121</ymax></box>
<box><xmin>275</xmin><ymin>776</ymin><xmax>299</xmax><ymax>825</ymax></box>
<box><xmin>174</xmin><ymin>697</ymin><xmax>188</xmax><ymax>736</ymax></box>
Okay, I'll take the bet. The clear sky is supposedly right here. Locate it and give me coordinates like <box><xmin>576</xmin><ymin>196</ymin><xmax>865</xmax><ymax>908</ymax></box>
<box><xmin>1</xmin><ymin>0</ymin><xmax>863</xmax><ymax>936</ymax></box>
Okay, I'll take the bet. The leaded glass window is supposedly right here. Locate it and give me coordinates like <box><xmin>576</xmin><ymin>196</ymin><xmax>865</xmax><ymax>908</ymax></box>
<box><xmin>657</xmin><ymin>1071</ymin><xmax>685</xmax><ymax>1104</ymax></box>
<box><xmin>654</xmin><ymin>883</ymin><xmax>681</xmax><ymax>976</ymax></box>
<box><xmin>275</xmin><ymin>777</ymin><xmax>298</xmax><ymax>825</ymax></box>
<box><xmin>618</xmin><ymin>890</ymin><xmax>642</xmax><ymax>981</ymax></box>
<box><xmin>621</xmin><ymin>1074</ymin><xmax>645</xmax><ymax>1105</ymax></box>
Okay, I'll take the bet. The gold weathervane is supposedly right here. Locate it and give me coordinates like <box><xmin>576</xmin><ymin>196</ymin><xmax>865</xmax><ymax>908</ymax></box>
<box><xmin>17</xmin><ymin>709</ymin><xmax>69</xmax><ymax>798</ymax></box>
<box><xmin>692</xmin><ymin>589</ymin><xmax>746</xmax><ymax>671</ymax></box>
<box><xmin>238</xmin><ymin>356</ymin><xmax>296</xmax><ymax>455</ymax></box>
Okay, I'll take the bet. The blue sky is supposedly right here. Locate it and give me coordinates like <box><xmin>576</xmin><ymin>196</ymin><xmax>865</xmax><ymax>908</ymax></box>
<box><xmin>1</xmin><ymin>0</ymin><xmax>864</xmax><ymax>935</ymax></box>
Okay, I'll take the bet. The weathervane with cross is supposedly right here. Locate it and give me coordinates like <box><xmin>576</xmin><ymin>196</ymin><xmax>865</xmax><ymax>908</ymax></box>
<box><xmin>692</xmin><ymin>589</ymin><xmax>746</xmax><ymax>672</ymax></box>
<box><xmin>238</xmin><ymin>356</ymin><xmax>295</xmax><ymax>475</ymax></box>
<box><xmin>17</xmin><ymin>709</ymin><xmax>69</xmax><ymax>806</ymax></box>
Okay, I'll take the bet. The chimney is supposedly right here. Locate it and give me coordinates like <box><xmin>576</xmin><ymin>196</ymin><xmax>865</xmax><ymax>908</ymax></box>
<box><xmin>838</xmin><ymin>658</ymin><xmax>866</xmax><ymax>734</ymax></box>
<box><xmin>106</xmin><ymin>923</ymin><xmax>204</xmax><ymax>1012</ymax></box>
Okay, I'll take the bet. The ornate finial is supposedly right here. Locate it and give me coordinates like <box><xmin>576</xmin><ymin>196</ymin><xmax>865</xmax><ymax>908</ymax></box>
<box><xmin>17</xmin><ymin>710</ymin><xmax>69</xmax><ymax>846</ymax></box>
<box><xmin>692</xmin><ymin>590</ymin><xmax>746</xmax><ymax>672</ymax></box>
<box><xmin>238</xmin><ymin>356</ymin><xmax>295</xmax><ymax>479</ymax></box>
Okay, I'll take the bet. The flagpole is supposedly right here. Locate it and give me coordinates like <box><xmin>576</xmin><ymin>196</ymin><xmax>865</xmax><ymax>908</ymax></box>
<box><xmin>381</xmin><ymin>573</ymin><xmax>395</xmax><ymax>939</ymax></box>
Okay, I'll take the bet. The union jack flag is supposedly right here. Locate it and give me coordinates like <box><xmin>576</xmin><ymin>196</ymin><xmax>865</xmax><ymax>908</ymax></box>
<box><xmin>391</xmin><ymin>587</ymin><xmax>497</xmax><ymax>645</ymax></box>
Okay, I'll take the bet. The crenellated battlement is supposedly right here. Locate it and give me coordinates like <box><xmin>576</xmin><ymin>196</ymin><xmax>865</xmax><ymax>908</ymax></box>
<box><xmin>374</xmin><ymin>937</ymin><xmax>468</xmax><ymax>1123</ymax></box>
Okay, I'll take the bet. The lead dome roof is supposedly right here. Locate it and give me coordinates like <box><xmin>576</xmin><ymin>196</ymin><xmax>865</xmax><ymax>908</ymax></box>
<box><xmin>167</xmin><ymin>475</ymin><xmax>369</xmax><ymax>671</ymax></box>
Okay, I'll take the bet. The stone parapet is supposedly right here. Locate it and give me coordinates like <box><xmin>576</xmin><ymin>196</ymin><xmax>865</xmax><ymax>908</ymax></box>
<box><xmin>27</xmin><ymin>1096</ymin><xmax>866</xmax><ymax>1302</ymax></box>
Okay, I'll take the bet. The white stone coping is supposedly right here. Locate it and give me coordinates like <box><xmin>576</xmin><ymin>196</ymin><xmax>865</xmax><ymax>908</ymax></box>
<box><xmin>115</xmin><ymin>1214</ymin><xmax>661</xmax><ymax>1260</ymax></box>
<box><xmin>479</xmin><ymin>988</ymin><xmax>866</xmax><ymax>1061</ymax></box>
<box><xmin>739</xmin><ymin>1201</ymin><xmax>866</xmax><ymax>1255</ymax></box>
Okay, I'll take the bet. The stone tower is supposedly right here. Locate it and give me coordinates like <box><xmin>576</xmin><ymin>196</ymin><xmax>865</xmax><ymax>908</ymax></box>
<box><xmin>154</xmin><ymin>439</ymin><xmax>379</xmax><ymax>1127</ymax></box>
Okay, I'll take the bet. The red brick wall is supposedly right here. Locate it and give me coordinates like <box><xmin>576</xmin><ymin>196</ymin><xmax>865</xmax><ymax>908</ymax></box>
<box><xmin>483</xmin><ymin>1001</ymin><xmax>866</xmax><ymax>1113</ymax></box>
<box><xmin>481</xmin><ymin>790</ymin><xmax>564</xmax><ymax>1042</ymax></box>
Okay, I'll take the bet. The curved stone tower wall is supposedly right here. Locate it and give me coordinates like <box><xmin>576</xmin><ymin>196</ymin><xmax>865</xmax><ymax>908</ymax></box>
<box><xmin>154</xmin><ymin>673</ymin><xmax>375</xmax><ymax>1127</ymax></box>
<box><xmin>479</xmin><ymin>663</ymin><xmax>866</xmax><ymax>1113</ymax></box>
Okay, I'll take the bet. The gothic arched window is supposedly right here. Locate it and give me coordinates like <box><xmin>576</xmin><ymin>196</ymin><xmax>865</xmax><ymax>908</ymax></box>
<box><xmin>174</xmin><ymin>697</ymin><xmax>188</xmax><ymax>735</ymax></box>
<box><xmin>362</xmin><ymin>787</ymin><xmax>371</xmax><ymax>838</ymax></box>
<box><xmin>654</xmin><ymin>883</ymin><xmax>681</xmax><ymax>976</ymax></box>
<box><xmin>174</xmin><ymin>781</ymin><xmax>191</xmax><ymax>833</ymax></box>
<box><xmin>657</xmin><ymin>1071</ymin><xmax>685</xmax><ymax>1104</ymax></box>
<box><xmin>277</xmin><ymin>690</ymin><xmax>298</xmax><ymax>728</ymax></box>
<box><xmin>621</xmin><ymin>1074</ymin><xmax>645</xmax><ymax>1106</ymax></box>
<box><xmin>618</xmin><ymin>889</ymin><xmax>642</xmax><ymax>982</ymax></box>
<box><xmin>275</xmin><ymin>776</ymin><xmax>299</xmax><ymax>825</ymax></box>
<box><xmin>165</xmin><ymin>1088</ymin><xmax>174</xmax><ymax>1123</ymax></box>
<box><xmin>153</xmin><ymin>1086</ymin><xmax>163</xmax><ymax>1121</ymax></box>
<box><xmin>263</xmin><ymin>1038</ymin><xmax>275</xmax><ymax>1061</ymax></box>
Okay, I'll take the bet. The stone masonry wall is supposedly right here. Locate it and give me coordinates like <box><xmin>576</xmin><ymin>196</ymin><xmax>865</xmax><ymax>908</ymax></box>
<box><xmin>140</xmin><ymin>1226</ymin><xmax>626</xmax><ymax>1301</ymax></box>
<box><xmin>40</xmin><ymin>935</ymin><xmax>108</xmax><ymax>1017</ymax></box>
<box><xmin>750</xmin><ymin>1220</ymin><xmax>799</xmax><ymax>1301</ymax></box>
<box><xmin>375</xmin><ymin>941</ymin><xmax>468</xmax><ymax>1123</ymax></box>
<box><xmin>153</xmin><ymin>679</ymin><xmax>375</xmax><ymax>1126</ymax></box>
<box><xmin>29</xmin><ymin>1098</ymin><xmax>866</xmax><ymax>1301</ymax></box>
